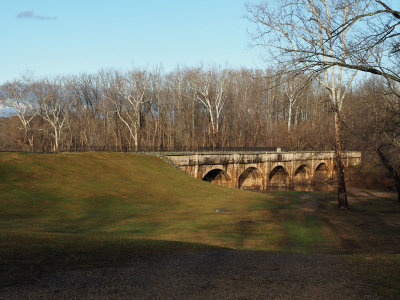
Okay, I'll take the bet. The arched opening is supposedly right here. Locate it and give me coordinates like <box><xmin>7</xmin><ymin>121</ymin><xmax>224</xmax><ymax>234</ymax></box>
<box><xmin>294</xmin><ymin>164</ymin><xmax>310</xmax><ymax>184</ymax></box>
<box><xmin>269</xmin><ymin>166</ymin><xmax>289</xmax><ymax>186</ymax></box>
<box><xmin>202</xmin><ymin>169</ymin><xmax>231</xmax><ymax>186</ymax></box>
<box><xmin>238</xmin><ymin>167</ymin><xmax>263</xmax><ymax>190</ymax></box>
<box><xmin>315</xmin><ymin>163</ymin><xmax>330</xmax><ymax>181</ymax></box>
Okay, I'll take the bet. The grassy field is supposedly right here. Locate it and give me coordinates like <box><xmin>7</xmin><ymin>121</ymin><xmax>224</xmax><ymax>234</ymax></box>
<box><xmin>0</xmin><ymin>152</ymin><xmax>399</xmax><ymax>295</ymax></box>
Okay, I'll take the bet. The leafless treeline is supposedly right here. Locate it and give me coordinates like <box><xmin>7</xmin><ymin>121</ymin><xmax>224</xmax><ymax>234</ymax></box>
<box><xmin>0</xmin><ymin>67</ymin><xmax>343</xmax><ymax>152</ymax></box>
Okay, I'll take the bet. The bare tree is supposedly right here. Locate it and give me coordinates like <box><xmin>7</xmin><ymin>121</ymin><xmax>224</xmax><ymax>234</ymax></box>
<box><xmin>1</xmin><ymin>76</ymin><xmax>37</xmax><ymax>150</ymax></box>
<box><xmin>67</xmin><ymin>73</ymin><xmax>103</xmax><ymax>150</ymax></box>
<box><xmin>324</xmin><ymin>1</ymin><xmax>400</xmax><ymax>81</ymax></box>
<box><xmin>101</xmin><ymin>70</ymin><xmax>148</xmax><ymax>152</ymax></box>
<box><xmin>36</xmin><ymin>77</ymin><xmax>69</xmax><ymax>152</ymax></box>
<box><xmin>280</xmin><ymin>72</ymin><xmax>311</xmax><ymax>131</ymax></box>
<box><xmin>324</xmin><ymin>1</ymin><xmax>400</xmax><ymax>200</ymax></box>
<box><xmin>246</xmin><ymin>0</ymin><xmax>373</xmax><ymax>208</ymax></box>
<box><xmin>375</xmin><ymin>92</ymin><xmax>400</xmax><ymax>201</ymax></box>
<box><xmin>347</xmin><ymin>76</ymin><xmax>400</xmax><ymax>200</ymax></box>
<box><xmin>190</xmin><ymin>67</ymin><xmax>227</xmax><ymax>148</ymax></box>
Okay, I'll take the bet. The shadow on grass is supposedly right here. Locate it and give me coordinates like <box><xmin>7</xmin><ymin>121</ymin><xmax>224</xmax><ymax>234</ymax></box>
<box><xmin>0</xmin><ymin>230</ymin><xmax>223</xmax><ymax>288</ymax></box>
<box><xmin>346</xmin><ymin>254</ymin><xmax>400</xmax><ymax>300</ymax></box>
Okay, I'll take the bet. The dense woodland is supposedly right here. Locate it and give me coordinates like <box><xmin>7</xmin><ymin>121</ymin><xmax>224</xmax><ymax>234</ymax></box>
<box><xmin>0</xmin><ymin>68</ymin><xmax>390</xmax><ymax>153</ymax></box>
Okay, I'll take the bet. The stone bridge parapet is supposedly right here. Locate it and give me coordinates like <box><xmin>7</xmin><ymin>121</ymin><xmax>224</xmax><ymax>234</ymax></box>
<box><xmin>165</xmin><ymin>150</ymin><xmax>362</xmax><ymax>190</ymax></box>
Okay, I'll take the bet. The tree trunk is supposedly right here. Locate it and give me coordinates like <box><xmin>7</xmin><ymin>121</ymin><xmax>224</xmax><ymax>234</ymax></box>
<box><xmin>54</xmin><ymin>128</ymin><xmax>59</xmax><ymax>152</ymax></box>
<box><xmin>287</xmin><ymin>101</ymin><xmax>292</xmax><ymax>131</ymax></box>
<box><xmin>397</xmin><ymin>181</ymin><xmax>400</xmax><ymax>202</ymax></box>
<box><xmin>134</xmin><ymin>130</ymin><xmax>138</xmax><ymax>152</ymax></box>
<box><xmin>377</xmin><ymin>146</ymin><xmax>400</xmax><ymax>202</ymax></box>
<box><xmin>334</xmin><ymin>110</ymin><xmax>348</xmax><ymax>208</ymax></box>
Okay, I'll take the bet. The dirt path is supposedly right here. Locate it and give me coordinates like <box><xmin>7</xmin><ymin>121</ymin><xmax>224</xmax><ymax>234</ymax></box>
<box><xmin>0</xmin><ymin>250</ymin><xmax>380</xmax><ymax>299</ymax></box>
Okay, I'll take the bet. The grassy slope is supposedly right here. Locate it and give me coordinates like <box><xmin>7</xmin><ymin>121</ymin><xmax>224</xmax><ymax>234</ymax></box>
<box><xmin>0</xmin><ymin>152</ymin><xmax>399</xmax><ymax>294</ymax></box>
<box><xmin>0</xmin><ymin>152</ymin><xmax>279</xmax><ymax>248</ymax></box>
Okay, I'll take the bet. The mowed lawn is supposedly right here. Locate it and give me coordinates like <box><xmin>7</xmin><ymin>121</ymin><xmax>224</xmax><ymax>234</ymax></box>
<box><xmin>0</xmin><ymin>152</ymin><xmax>399</xmax><ymax>294</ymax></box>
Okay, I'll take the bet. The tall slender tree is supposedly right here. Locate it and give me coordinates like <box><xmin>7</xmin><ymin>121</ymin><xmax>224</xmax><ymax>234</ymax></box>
<box><xmin>190</xmin><ymin>67</ymin><xmax>228</xmax><ymax>148</ymax></box>
<box><xmin>2</xmin><ymin>76</ymin><xmax>36</xmax><ymax>151</ymax></box>
<box><xmin>36</xmin><ymin>77</ymin><xmax>70</xmax><ymax>152</ymax></box>
<box><xmin>246</xmin><ymin>0</ymin><xmax>373</xmax><ymax>208</ymax></box>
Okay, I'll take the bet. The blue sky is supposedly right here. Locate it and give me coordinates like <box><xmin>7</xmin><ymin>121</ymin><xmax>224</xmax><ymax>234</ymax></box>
<box><xmin>1</xmin><ymin>0</ymin><xmax>261</xmax><ymax>84</ymax></box>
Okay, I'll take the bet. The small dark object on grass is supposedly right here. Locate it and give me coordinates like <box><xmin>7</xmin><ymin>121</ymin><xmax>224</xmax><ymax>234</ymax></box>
<box><xmin>237</xmin><ymin>220</ymin><xmax>255</xmax><ymax>224</ymax></box>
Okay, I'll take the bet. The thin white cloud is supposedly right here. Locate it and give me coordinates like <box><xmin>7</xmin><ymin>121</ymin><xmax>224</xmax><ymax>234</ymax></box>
<box><xmin>17</xmin><ymin>10</ymin><xmax>57</xmax><ymax>21</ymax></box>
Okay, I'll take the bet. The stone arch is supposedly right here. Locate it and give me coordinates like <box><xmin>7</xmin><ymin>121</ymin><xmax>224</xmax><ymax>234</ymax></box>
<box><xmin>238</xmin><ymin>167</ymin><xmax>263</xmax><ymax>190</ymax></box>
<box><xmin>202</xmin><ymin>169</ymin><xmax>231</xmax><ymax>186</ymax></box>
<box><xmin>269</xmin><ymin>165</ymin><xmax>289</xmax><ymax>186</ymax></box>
<box><xmin>294</xmin><ymin>164</ymin><xmax>311</xmax><ymax>184</ymax></box>
<box><xmin>315</xmin><ymin>162</ymin><xmax>330</xmax><ymax>181</ymax></box>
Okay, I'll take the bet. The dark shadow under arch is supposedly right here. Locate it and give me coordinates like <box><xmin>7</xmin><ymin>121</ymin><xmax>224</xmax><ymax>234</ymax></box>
<box><xmin>202</xmin><ymin>169</ymin><xmax>231</xmax><ymax>186</ymax></box>
<box><xmin>316</xmin><ymin>163</ymin><xmax>329</xmax><ymax>172</ymax></box>
<box><xmin>294</xmin><ymin>164</ymin><xmax>311</xmax><ymax>184</ymax></box>
<box><xmin>238</xmin><ymin>167</ymin><xmax>263</xmax><ymax>190</ymax></box>
<box><xmin>269</xmin><ymin>166</ymin><xmax>289</xmax><ymax>186</ymax></box>
<box><xmin>315</xmin><ymin>163</ymin><xmax>330</xmax><ymax>181</ymax></box>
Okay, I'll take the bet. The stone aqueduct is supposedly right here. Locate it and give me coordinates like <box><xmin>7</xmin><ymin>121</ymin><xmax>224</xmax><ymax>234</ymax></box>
<box><xmin>165</xmin><ymin>150</ymin><xmax>362</xmax><ymax>190</ymax></box>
